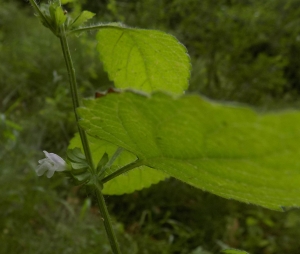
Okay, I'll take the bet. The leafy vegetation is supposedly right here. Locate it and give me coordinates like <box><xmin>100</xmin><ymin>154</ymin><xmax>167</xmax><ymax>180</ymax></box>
<box><xmin>2</xmin><ymin>0</ymin><xmax>300</xmax><ymax>253</ymax></box>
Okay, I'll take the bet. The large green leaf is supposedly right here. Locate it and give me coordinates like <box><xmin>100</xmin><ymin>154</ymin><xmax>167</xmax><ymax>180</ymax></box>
<box><xmin>78</xmin><ymin>91</ymin><xmax>300</xmax><ymax>210</ymax></box>
<box><xmin>96</xmin><ymin>23</ymin><xmax>190</xmax><ymax>94</ymax></box>
<box><xmin>69</xmin><ymin>133</ymin><xmax>168</xmax><ymax>194</ymax></box>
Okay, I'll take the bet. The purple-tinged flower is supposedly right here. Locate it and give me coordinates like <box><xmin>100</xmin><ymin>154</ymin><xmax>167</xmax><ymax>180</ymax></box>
<box><xmin>36</xmin><ymin>151</ymin><xmax>66</xmax><ymax>178</ymax></box>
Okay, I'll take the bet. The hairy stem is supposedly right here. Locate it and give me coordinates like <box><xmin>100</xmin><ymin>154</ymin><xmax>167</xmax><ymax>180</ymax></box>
<box><xmin>59</xmin><ymin>25</ymin><xmax>95</xmax><ymax>171</ymax></box>
<box><xmin>95</xmin><ymin>184</ymin><xmax>121</xmax><ymax>254</ymax></box>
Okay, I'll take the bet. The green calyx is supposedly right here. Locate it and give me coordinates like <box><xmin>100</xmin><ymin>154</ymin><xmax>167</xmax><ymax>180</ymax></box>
<box><xmin>66</xmin><ymin>148</ymin><xmax>110</xmax><ymax>187</ymax></box>
<box><xmin>29</xmin><ymin>0</ymin><xmax>95</xmax><ymax>37</ymax></box>
<box><xmin>67</xmin><ymin>147</ymin><xmax>92</xmax><ymax>185</ymax></box>
<box><xmin>38</xmin><ymin>1</ymin><xmax>67</xmax><ymax>36</ymax></box>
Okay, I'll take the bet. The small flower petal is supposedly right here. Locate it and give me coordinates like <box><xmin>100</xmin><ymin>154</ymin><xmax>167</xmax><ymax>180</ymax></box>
<box><xmin>46</xmin><ymin>169</ymin><xmax>55</xmax><ymax>178</ymax></box>
<box><xmin>36</xmin><ymin>163</ymin><xmax>48</xmax><ymax>176</ymax></box>
<box><xmin>36</xmin><ymin>151</ymin><xmax>66</xmax><ymax>178</ymax></box>
<box><xmin>44</xmin><ymin>151</ymin><xmax>65</xmax><ymax>166</ymax></box>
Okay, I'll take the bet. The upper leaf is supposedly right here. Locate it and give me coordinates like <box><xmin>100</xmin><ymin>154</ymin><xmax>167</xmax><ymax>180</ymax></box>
<box><xmin>79</xmin><ymin>91</ymin><xmax>300</xmax><ymax>210</ymax></box>
<box><xmin>49</xmin><ymin>4</ymin><xmax>66</xmax><ymax>27</ymax></box>
<box><xmin>96</xmin><ymin>23</ymin><xmax>191</xmax><ymax>94</ymax></box>
<box><xmin>69</xmin><ymin>11</ymin><xmax>95</xmax><ymax>30</ymax></box>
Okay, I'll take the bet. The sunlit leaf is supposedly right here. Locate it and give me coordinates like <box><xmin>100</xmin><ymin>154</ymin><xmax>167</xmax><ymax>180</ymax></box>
<box><xmin>79</xmin><ymin>91</ymin><xmax>300</xmax><ymax>210</ymax></box>
<box><xmin>69</xmin><ymin>11</ymin><xmax>95</xmax><ymax>29</ymax></box>
<box><xmin>49</xmin><ymin>3</ymin><xmax>66</xmax><ymax>27</ymax></box>
<box><xmin>54</xmin><ymin>6</ymin><xmax>66</xmax><ymax>26</ymax></box>
<box><xmin>96</xmin><ymin>23</ymin><xmax>190</xmax><ymax>94</ymax></box>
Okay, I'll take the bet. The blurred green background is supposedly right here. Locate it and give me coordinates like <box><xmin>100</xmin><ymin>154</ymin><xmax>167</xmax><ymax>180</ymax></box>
<box><xmin>2</xmin><ymin>0</ymin><xmax>300</xmax><ymax>253</ymax></box>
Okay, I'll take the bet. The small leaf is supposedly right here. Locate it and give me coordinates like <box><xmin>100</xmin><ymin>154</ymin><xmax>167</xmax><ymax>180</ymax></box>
<box><xmin>78</xmin><ymin>91</ymin><xmax>300</xmax><ymax>210</ymax></box>
<box><xmin>69</xmin><ymin>11</ymin><xmax>95</xmax><ymax>29</ymax></box>
<box><xmin>67</xmin><ymin>147</ymin><xmax>86</xmax><ymax>163</ymax></box>
<box><xmin>96</xmin><ymin>23</ymin><xmax>190</xmax><ymax>94</ymax></box>
<box><xmin>39</xmin><ymin>2</ymin><xmax>65</xmax><ymax>34</ymax></box>
<box><xmin>222</xmin><ymin>249</ymin><xmax>249</xmax><ymax>254</ymax></box>
<box><xmin>96</xmin><ymin>152</ymin><xmax>109</xmax><ymax>174</ymax></box>
<box><xmin>70</xmin><ymin>161</ymin><xmax>89</xmax><ymax>171</ymax></box>
<box><xmin>72</xmin><ymin>172</ymin><xmax>91</xmax><ymax>184</ymax></box>
<box><xmin>55</xmin><ymin>7</ymin><xmax>66</xmax><ymax>26</ymax></box>
<box><xmin>72</xmin><ymin>147</ymin><xmax>86</xmax><ymax>160</ymax></box>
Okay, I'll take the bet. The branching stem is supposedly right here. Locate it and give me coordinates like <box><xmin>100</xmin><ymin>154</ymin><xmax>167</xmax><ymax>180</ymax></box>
<box><xmin>98</xmin><ymin>147</ymin><xmax>124</xmax><ymax>176</ymax></box>
<box><xmin>102</xmin><ymin>159</ymin><xmax>144</xmax><ymax>183</ymax></box>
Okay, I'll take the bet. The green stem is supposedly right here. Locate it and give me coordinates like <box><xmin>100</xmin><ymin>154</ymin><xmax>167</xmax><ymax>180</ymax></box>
<box><xmin>58</xmin><ymin>24</ymin><xmax>121</xmax><ymax>253</ymax></box>
<box><xmin>95</xmin><ymin>184</ymin><xmax>121</xmax><ymax>254</ymax></box>
<box><xmin>98</xmin><ymin>147</ymin><xmax>124</xmax><ymax>176</ymax></box>
<box><xmin>59</xmin><ymin>25</ymin><xmax>95</xmax><ymax>172</ymax></box>
<box><xmin>106</xmin><ymin>147</ymin><xmax>124</xmax><ymax>169</ymax></box>
<box><xmin>102</xmin><ymin>159</ymin><xmax>144</xmax><ymax>183</ymax></box>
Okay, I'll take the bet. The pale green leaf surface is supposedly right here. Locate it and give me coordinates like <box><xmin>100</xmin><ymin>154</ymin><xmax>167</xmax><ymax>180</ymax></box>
<box><xmin>55</xmin><ymin>7</ymin><xmax>66</xmax><ymax>26</ymax></box>
<box><xmin>69</xmin><ymin>11</ymin><xmax>95</xmax><ymax>29</ymax></box>
<box><xmin>69</xmin><ymin>133</ymin><xmax>168</xmax><ymax>194</ymax></box>
<box><xmin>78</xmin><ymin>91</ymin><xmax>300</xmax><ymax>210</ymax></box>
<box><xmin>49</xmin><ymin>4</ymin><xmax>66</xmax><ymax>27</ymax></box>
<box><xmin>96</xmin><ymin>24</ymin><xmax>190</xmax><ymax>94</ymax></box>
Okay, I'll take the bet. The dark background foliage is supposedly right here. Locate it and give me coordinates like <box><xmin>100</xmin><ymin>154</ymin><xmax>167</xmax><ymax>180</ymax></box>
<box><xmin>2</xmin><ymin>0</ymin><xmax>300</xmax><ymax>253</ymax></box>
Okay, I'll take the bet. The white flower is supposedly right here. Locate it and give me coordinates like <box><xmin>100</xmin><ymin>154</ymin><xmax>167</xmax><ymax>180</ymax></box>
<box><xmin>36</xmin><ymin>151</ymin><xmax>66</xmax><ymax>178</ymax></box>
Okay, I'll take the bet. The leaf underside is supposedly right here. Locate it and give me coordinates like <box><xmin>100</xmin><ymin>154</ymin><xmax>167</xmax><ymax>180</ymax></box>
<box><xmin>79</xmin><ymin>91</ymin><xmax>300</xmax><ymax>210</ymax></box>
<box><xmin>69</xmin><ymin>133</ymin><xmax>168</xmax><ymax>195</ymax></box>
<box><xmin>96</xmin><ymin>24</ymin><xmax>190</xmax><ymax>94</ymax></box>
